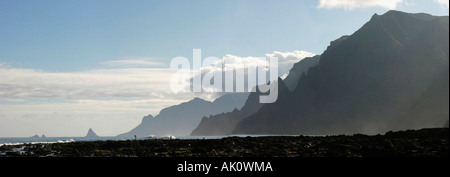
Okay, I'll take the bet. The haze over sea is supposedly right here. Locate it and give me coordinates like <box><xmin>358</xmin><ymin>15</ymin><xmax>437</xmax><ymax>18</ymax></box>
<box><xmin>0</xmin><ymin>134</ymin><xmax>311</xmax><ymax>147</ymax></box>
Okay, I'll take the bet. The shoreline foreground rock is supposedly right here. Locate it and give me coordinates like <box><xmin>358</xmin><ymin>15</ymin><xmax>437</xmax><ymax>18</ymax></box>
<box><xmin>1</xmin><ymin>128</ymin><xmax>447</xmax><ymax>157</ymax></box>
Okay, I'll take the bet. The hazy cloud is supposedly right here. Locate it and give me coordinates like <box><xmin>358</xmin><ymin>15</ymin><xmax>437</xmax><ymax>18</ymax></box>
<box><xmin>436</xmin><ymin>0</ymin><xmax>449</xmax><ymax>8</ymax></box>
<box><xmin>203</xmin><ymin>50</ymin><xmax>315</xmax><ymax>78</ymax></box>
<box><xmin>0</xmin><ymin>62</ymin><xmax>8</xmax><ymax>68</ymax></box>
<box><xmin>317</xmin><ymin>0</ymin><xmax>404</xmax><ymax>10</ymax></box>
<box><xmin>102</xmin><ymin>57</ymin><xmax>164</xmax><ymax>67</ymax></box>
<box><xmin>0</xmin><ymin>65</ymin><xmax>195</xmax><ymax>136</ymax></box>
<box><xmin>0</xmin><ymin>50</ymin><xmax>315</xmax><ymax>102</ymax></box>
<box><xmin>0</xmin><ymin>98</ymin><xmax>186</xmax><ymax>137</ymax></box>
<box><xmin>191</xmin><ymin>50</ymin><xmax>315</xmax><ymax>92</ymax></box>
<box><xmin>0</xmin><ymin>50</ymin><xmax>314</xmax><ymax>136</ymax></box>
<box><xmin>0</xmin><ymin>67</ymin><xmax>178</xmax><ymax>100</ymax></box>
<box><xmin>266</xmin><ymin>50</ymin><xmax>317</xmax><ymax>75</ymax></box>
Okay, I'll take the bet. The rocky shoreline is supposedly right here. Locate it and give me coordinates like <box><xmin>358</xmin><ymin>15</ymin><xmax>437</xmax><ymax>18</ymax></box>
<box><xmin>1</xmin><ymin>128</ymin><xmax>448</xmax><ymax>157</ymax></box>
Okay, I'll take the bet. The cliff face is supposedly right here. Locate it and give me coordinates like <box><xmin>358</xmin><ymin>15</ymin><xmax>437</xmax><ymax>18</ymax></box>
<box><xmin>396</xmin><ymin>67</ymin><xmax>449</xmax><ymax>129</ymax></box>
<box><xmin>283</xmin><ymin>55</ymin><xmax>320</xmax><ymax>91</ymax></box>
<box><xmin>234</xmin><ymin>11</ymin><xmax>449</xmax><ymax>135</ymax></box>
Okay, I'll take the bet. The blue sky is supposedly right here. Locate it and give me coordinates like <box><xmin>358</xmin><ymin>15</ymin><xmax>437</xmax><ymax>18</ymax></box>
<box><xmin>0</xmin><ymin>0</ymin><xmax>448</xmax><ymax>137</ymax></box>
<box><xmin>1</xmin><ymin>0</ymin><xmax>448</xmax><ymax>71</ymax></box>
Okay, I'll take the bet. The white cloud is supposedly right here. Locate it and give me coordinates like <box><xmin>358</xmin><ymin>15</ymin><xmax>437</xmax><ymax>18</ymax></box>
<box><xmin>0</xmin><ymin>67</ymin><xmax>178</xmax><ymax>99</ymax></box>
<box><xmin>403</xmin><ymin>0</ymin><xmax>415</xmax><ymax>7</ymax></box>
<box><xmin>0</xmin><ymin>98</ymin><xmax>187</xmax><ymax>137</ymax></box>
<box><xmin>317</xmin><ymin>0</ymin><xmax>404</xmax><ymax>10</ymax></box>
<box><xmin>0</xmin><ymin>50</ymin><xmax>315</xmax><ymax>136</ymax></box>
<box><xmin>0</xmin><ymin>66</ymin><xmax>200</xmax><ymax>136</ymax></box>
<box><xmin>103</xmin><ymin>59</ymin><xmax>162</xmax><ymax>67</ymax></box>
<box><xmin>266</xmin><ymin>50</ymin><xmax>317</xmax><ymax>74</ymax></box>
<box><xmin>191</xmin><ymin>50</ymin><xmax>315</xmax><ymax>91</ymax></box>
<box><xmin>102</xmin><ymin>56</ymin><xmax>164</xmax><ymax>67</ymax></box>
<box><xmin>0</xmin><ymin>66</ymin><xmax>197</xmax><ymax>136</ymax></box>
<box><xmin>280</xmin><ymin>73</ymin><xmax>289</xmax><ymax>80</ymax></box>
<box><xmin>436</xmin><ymin>0</ymin><xmax>449</xmax><ymax>8</ymax></box>
<box><xmin>209</xmin><ymin>50</ymin><xmax>315</xmax><ymax>77</ymax></box>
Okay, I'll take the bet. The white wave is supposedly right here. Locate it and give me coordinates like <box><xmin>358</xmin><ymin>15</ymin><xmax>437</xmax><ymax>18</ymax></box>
<box><xmin>0</xmin><ymin>139</ymin><xmax>75</xmax><ymax>147</ymax></box>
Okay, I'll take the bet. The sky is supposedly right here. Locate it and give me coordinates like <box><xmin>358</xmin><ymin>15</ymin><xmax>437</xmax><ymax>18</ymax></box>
<box><xmin>0</xmin><ymin>0</ymin><xmax>449</xmax><ymax>137</ymax></box>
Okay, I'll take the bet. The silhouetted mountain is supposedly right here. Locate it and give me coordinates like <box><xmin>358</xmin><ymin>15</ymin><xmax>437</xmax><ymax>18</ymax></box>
<box><xmin>396</xmin><ymin>67</ymin><xmax>449</xmax><ymax>129</ymax></box>
<box><xmin>86</xmin><ymin>128</ymin><xmax>99</xmax><ymax>138</ymax></box>
<box><xmin>283</xmin><ymin>55</ymin><xmax>320</xmax><ymax>91</ymax></box>
<box><xmin>117</xmin><ymin>93</ymin><xmax>250</xmax><ymax>137</ymax></box>
<box><xmin>191</xmin><ymin>78</ymin><xmax>289</xmax><ymax>136</ymax></box>
<box><xmin>234</xmin><ymin>10</ymin><xmax>449</xmax><ymax>135</ymax></box>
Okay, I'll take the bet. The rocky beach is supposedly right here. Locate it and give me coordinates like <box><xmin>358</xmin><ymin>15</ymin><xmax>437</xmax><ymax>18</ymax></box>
<box><xmin>0</xmin><ymin>128</ymin><xmax>448</xmax><ymax>157</ymax></box>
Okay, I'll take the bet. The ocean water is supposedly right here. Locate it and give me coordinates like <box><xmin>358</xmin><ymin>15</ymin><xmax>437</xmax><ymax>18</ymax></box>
<box><xmin>0</xmin><ymin>134</ymin><xmax>309</xmax><ymax>146</ymax></box>
<box><xmin>0</xmin><ymin>136</ymin><xmax>125</xmax><ymax>146</ymax></box>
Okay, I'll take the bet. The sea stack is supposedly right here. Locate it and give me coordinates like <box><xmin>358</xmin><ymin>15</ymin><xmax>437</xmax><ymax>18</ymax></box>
<box><xmin>85</xmin><ymin>128</ymin><xmax>99</xmax><ymax>138</ymax></box>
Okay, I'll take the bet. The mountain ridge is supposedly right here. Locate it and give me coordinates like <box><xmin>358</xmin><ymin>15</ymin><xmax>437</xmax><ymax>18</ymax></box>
<box><xmin>117</xmin><ymin>93</ymin><xmax>250</xmax><ymax>137</ymax></box>
<box><xmin>191</xmin><ymin>78</ymin><xmax>289</xmax><ymax>136</ymax></box>
<box><xmin>233</xmin><ymin>10</ymin><xmax>449</xmax><ymax>135</ymax></box>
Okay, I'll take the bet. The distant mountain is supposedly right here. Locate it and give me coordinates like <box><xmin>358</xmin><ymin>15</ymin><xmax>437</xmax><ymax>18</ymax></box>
<box><xmin>233</xmin><ymin>10</ymin><xmax>449</xmax><ymax>135</ymax></box>
<box><xmin>283</xmin><ymin>55</ymin><xmax>320</xmax><ymax>91</ymax></box>
<box><xmin>86</xmin><ymin>128</ymin><xmax>99</xmax><ymax>138</ymax></box>
<box><xmin>30</xmin><ymin>134</ymin><xmax>47</xmax><ymax>139</ymax></box>
<box><xmin>191</xmin><ymin>78</ymin><xmax>289</xmax><ymax>136</ymax></box>
<box><xmin>117</xmin><ymin>93</ymin><xmax>250</xmax><ymax>137</ymax></box>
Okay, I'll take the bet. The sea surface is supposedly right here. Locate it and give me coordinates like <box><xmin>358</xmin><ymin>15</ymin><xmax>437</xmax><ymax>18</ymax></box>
<box><xmin>0</xmin><ymin>137</ymin><xmax>122</xmax><ymax>146</ymax></box>
<box><xmin>0</xmin><ymin>134</ymin><xmax>307</xmax><ymax>146</ymax></box>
